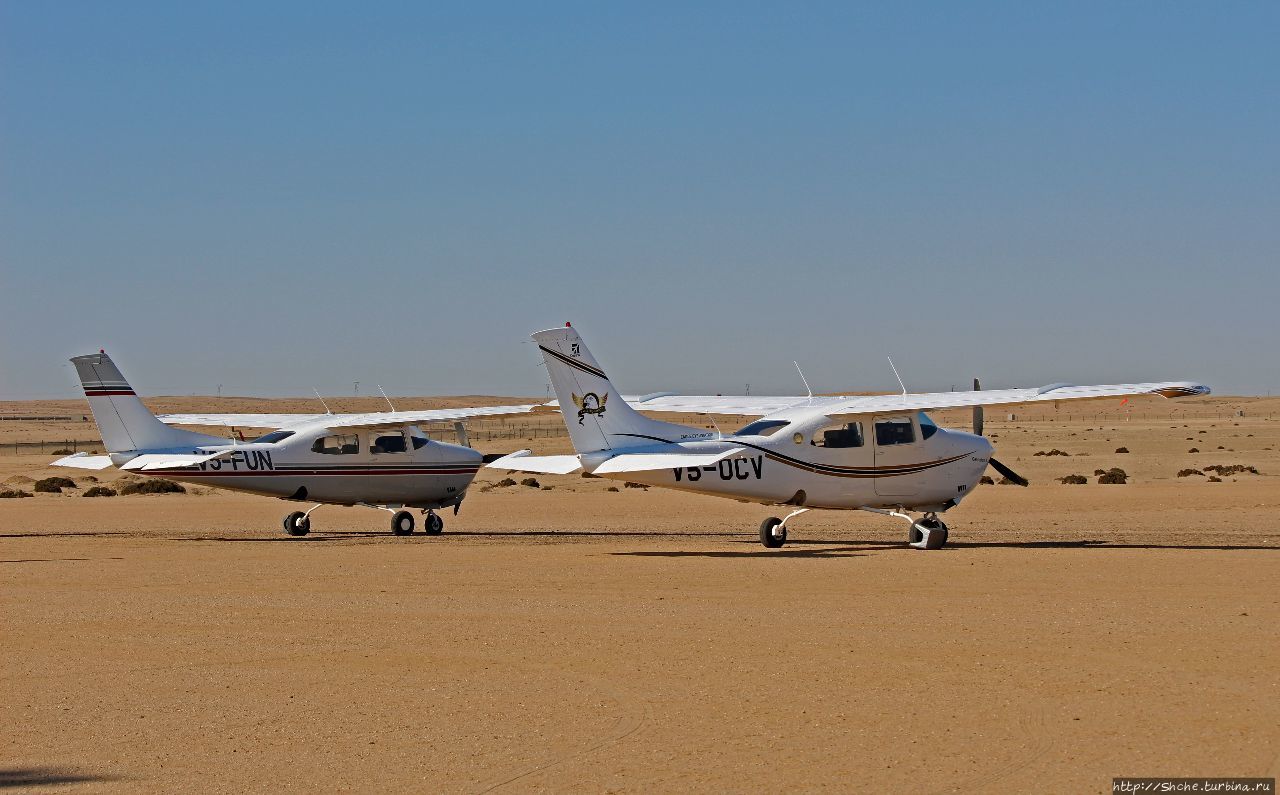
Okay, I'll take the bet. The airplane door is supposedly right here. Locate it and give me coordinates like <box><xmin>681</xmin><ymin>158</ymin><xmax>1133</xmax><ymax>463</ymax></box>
<box><xmin>873</xmin><ymin>415</ymin><xmax>921</xmax><ymax>497</ymax></box>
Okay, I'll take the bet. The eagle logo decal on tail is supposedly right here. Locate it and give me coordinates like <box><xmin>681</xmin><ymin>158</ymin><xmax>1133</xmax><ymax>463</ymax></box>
<box><xmin>571</xmin><ymin>392</ymin><xmax>607</xmax><ymax>425</ymax></box>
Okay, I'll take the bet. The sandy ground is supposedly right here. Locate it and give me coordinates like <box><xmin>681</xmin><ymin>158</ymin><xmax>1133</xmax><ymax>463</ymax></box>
<box><xmin>2</xmin><ymin>396</ymin><xmax>1279</xmax><ymax>793</ymax></box>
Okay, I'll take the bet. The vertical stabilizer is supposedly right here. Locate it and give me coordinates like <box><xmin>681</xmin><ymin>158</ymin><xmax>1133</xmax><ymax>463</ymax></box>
<box><xmin>72</xmin><ymin>352</ymin><xmax>220</xmax><ymax>453</ymax></box>
<box><xmin>532</xmin><ymin>325</ymin><xmax>702</xmax><ymax>454</ymax></box>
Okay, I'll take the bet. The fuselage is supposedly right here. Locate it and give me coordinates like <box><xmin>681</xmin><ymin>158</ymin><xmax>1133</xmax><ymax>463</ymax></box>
<box><xmin>589</xmin><ymin>411</ymin><xmax>993</xmax><ymax>512</ymax></box>
<box><xmin>114</xmin><ymin>423</ymin><xmax>483</xmax><ymax>510</ymax></box>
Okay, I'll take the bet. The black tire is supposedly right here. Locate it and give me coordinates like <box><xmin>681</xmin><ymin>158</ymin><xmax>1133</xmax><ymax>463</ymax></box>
<box><xmin>424</xmin><ymin>512</ymin><xmax>444</xmax><ymax>535</ymax></box>
<box><xmin>909</xmin><ymin>518</ymin><xmax>948</xmax><ymax>550</ymax></box>
<box><xmin>392</xmin><ymin>510</ymin><xmax>415</xmax><ymax>536</ymax></box>
<box><xmin>759</xmin><ymin>516</ymin><xmax>786</xmax><ymax>548</ymax></box>
<box><xmin>283</xmin><ymin>511</ymin><xmax>310</xmax><ymax>537</ymax></box>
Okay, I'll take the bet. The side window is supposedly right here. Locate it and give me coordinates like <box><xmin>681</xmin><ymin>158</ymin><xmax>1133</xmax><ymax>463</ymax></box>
<box><xmin>875</xmin><ymin>417</ymin><xmax>916</xmax><ymax>446</ymax></box>
<box><xmin>312</xmin><ymin>434</ymin><xmax>359</xmax><ymax>455</ymax></box>
<box><xmin>370</xmin><ymin>432</ymin><xmax>407</xmax><ymax>454</ymax></box>
<box><xmin>814</xmin><ymin>422</ymin><xmax>864</xmax><ymax>448</ymax></box>
<box><xmin>411</xmin><ymin>436</ymin><xmax>429</xmax><ymax>450</ymax></box>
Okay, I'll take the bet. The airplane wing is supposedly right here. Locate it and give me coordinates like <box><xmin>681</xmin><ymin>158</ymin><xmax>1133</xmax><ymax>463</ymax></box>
<box><xmin>819</xmin><ymin>381</ymin><xmax>1210</xmax><ymax>417</ymax></box>
<box><xmin>156</xmin><ymin>404</ymin><xmax>539</xmax><ymax>431</ymax></box>
<box><xmin>614</xmin><ymin>382</ymin><xmax>1209</xmax><ymax>418</ymax></box>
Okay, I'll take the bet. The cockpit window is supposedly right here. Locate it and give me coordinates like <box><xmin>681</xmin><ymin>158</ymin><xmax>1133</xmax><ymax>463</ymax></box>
<box><xmin>814</xmin><ymin>421</ymin><xmax>864</xmax><ymax>448</ymax></box>
<box><xmin>312</xmin><ymin>434</ymin><xmax>359</xmax><ymax>455</ymax></box>
<box><xmin>411</xmin><ymin>436</ymin><xmax>429</xmax><ymax>450</ymax></box>
<box><xmin>734</xmin><ymin>419</ymin><xmax>789</xmax><ymax>437</ymax></box>
<box><xmin>252</xmin><ymin>430</ymin><xmax>295</xmax><ymax>444</ymax></box>
<box><xmin>917</xmin><ymin>412</ymin><xmax>938</xmax><ymax>440</ymax></box>
<box><xmin>875</xmin><ymin>417</ymin><xmax>916</xmax><ymax>446</ymax></box>
<box><xmin>370</xmin><ymin>432</ymin><xmax>407</xmax><ymax>454</ymax></box>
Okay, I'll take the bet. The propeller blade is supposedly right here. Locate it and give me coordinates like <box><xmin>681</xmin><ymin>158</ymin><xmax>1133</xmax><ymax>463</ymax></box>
<box><xmin>972</xmin><ymin>377</ymin><xmax>983</xmax><ymax>436</ymax></box>
<box><xmin>988</xmin><ymin>457</ymin><xmax>1028</xmax><ymax>487</ymax></box>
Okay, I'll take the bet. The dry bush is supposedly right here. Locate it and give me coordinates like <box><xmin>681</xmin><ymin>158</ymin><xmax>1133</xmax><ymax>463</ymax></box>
<box><xmin>496</xmin><ymin>478</ymin><xmax>517</xmax><ymax>487</ymax></box>
<box><xmin>1033</xmin><ymin>449</ymin><xmax>1071</xmax><ymax>457</ymax></box>
<box><xmin>1097</xmin><ymin>468</ymin><xmax>1127</xmax><ymax>485</ymax></box>
<box><xmin>979</xmin><ymin>475</ymin><xmax>995</xmax><ymax>485</ymax></box>
<box><xmin>0</xmin><ymin>488</ymin><xmax>33</xmax><ymax>498</ymax></box>
<box><xmin>1188</xmin><ymin>448</ymin><xmax>1200</xmax><ymax>453</ymax></box>
<box><xmin>51</xmin><ymin>448</ymin><xmax>73</xmax><ymax>454</ymax></box>
<box><xmin>519</xmin><ymin>477</ymin><xmax>540</xmax><ymax>488</ymax></box>
<box><xmin>1115</xmin><ymin>447</ymin><xmax>1129</xmax><ymax>454</ymax></box>
<box><xmin>1202</xmin><ymin>464</ymin><xmax>1259</xmax><ymax>476</ymax></box>
<box><xmin>624</xmin><ymin>482</ymin><xmax>649</xmax><ymax>489</ymax></box>
<box><xmin>119</xmin><ymin>478</ymin><xmax>185</xmax><ymax>495</ymax></box>
<box><xmin>1177</xmin><ymin>469</ymin><xmax>1203</xmax><ymax>478</ymax></box>
<box><xmin>34</xmin><ymin>476</ymin><xmax>77</xmax><ymax>493</ymax></box>
<box><xmin>82</xmin><ymin>486</ymin><xmax>117</xmax><ymax>497</ymax></box>
<box><xmin>1207</xmin><ymin>476</ymin><xmax>1222</xmax><ymax>482</ymax></box>
<box><xmin>606</xmin><ymin>486</ymin><xmax>620</xmax><ymax>492</ymax></box>
<box><xmin>1057</xmin><ymin>474</ymin><xmax>1088</xmax><ymax>485</ymax></box>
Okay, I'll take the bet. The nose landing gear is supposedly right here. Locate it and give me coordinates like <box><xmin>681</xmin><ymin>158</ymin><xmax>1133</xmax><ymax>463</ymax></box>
<box><xmin>908</xmin><ymin>513</ymin><xmax>949</xmax><ymax>550</ymax></box>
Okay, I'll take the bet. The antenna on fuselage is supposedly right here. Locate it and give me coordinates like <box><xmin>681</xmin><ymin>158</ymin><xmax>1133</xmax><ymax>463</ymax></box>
<box><xmin>377</xmin><ymin>384</ymin><xmax>397</xmax><ymax>414</ymax></box>
<box><xmin>793</xmin><ymin>361</ymin><xmax>813</xmax><ymax>401</ymax></box>
<box><xmin>886</xmin><ymin>356</ymin><xmax>908</xmax><ymax>403</ymax></box>
<box><xmin>313</xmin><ymin>389</ymin><xmax>333</xmax><ymax>415</ymax></box>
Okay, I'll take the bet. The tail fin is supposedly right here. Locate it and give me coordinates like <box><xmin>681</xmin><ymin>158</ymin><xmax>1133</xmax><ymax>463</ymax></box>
<box><xmin>72</xmin><ymin>352</ymin><xmax>219</xmax><ymax>454</ymax></box>
<box><xmin>532</xmin><ymin>325</ymin><xmax>703</xmax><ymax>453</ymax></box>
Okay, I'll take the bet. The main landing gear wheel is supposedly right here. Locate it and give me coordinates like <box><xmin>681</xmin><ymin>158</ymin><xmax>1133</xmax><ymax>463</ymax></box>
<box><xmin>283</xmin><ymin>511</ymin><xmax>310</xmax><ymax>537</ymax></box>
<box><xmin>908</xmin><ymin>515</ymin><xmax>949</xmax><ymax>550</ymax></box>
<box><xmin>759</xmin><ymin>517</ymin><xmax>787</xmax><ymax>549</ymax></box>
<box><xmin>424</xmin><ymin>511</ymin><xmax>444</xmax><ymax>535</ymax></box>
<box><xmin>391</xmin><ymin>510</ymin><xmax>415</xmax><ymax>536</ymax></box>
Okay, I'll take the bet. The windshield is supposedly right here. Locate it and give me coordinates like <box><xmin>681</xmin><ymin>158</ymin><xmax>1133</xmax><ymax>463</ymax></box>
<box><xmin>917</xmin><ymin>412</ymin><xmax>938</xmax><ymax>440</ymax></box>
<box><xmin>252</xmin><ymin>430</ymin><xmax>295</xmax><ymax>444</ymax></box>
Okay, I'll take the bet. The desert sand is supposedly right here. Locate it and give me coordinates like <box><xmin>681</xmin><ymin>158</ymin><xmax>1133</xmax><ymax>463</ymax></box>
<box><xmin>2</xmin><ymin>395</ymin><xmax>1278</xmax><ymax>792</ymax></box>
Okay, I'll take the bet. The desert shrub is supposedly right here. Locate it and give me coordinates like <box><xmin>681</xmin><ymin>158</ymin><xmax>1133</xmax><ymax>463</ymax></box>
<box><xmin>624</xmin><ymin>481</ymin><xmax>649</xmax><ymax>489</ymax></box>
<box><xmin>1057</xmin><ymin>474</ymin><xmax>1088</xmax><ymax>485</ymax></box>
<box><xmin>979</xmin><ymin>475</ymin><xmax>995</xmax><ymax>485</ymax></box>
<box><xmin>1093</xmin><ymin>469</ymin><xmax>1107</xmax><ymax>476</ymax></box>
<box><xmin>34</xmin><ymin>477</ymin><xmax>76</xmax><ymax>493</ymax></box>
<box><xmin>37</xmin><ymin>476</ymin><xmax>76</xmax><ymax>489</ymax></box>
<box><xmin>51</xmin><ymin>448</ymin><xmax>73</xmax><ymax>454</ymax></box>
<box><xmin>496</xmin><ymin>478</ymin><xmax>517</xmax><ymax>487</ymax></box>
<box><xmin>606</xmin><ymin>486</ymin><xmax>620</xmax><ymax>492</ymax></box>
<box><xmin>1097</xmin><ymin>468</ymin><xmax>1127</xmax><ymax>484</ymax></box>
<box><xmin>1034</xmin><ymin>449</ymin><xmax>1070</xmax><ymax>457</ymax></box>
<box><xmin>119</xmin><ymin>478</ymin><xmax>185</xmax><ymax>495</ymax></box>
<box><xmin>1202</xmin><ymin>464</ymin><xmax>1259</xmax><ymax>476</ymax></box>
<box><xmin>1177</xmin><ymin>469</ymin><xmax>1203</xmax><ymax>478</ymax></box>
<box><xmin>82</xmin><ymin>486</ymin><xmax>117</xmax><ymax>497</ymax></box>
<box><xmin>1115</xmin><ymin>447</ymin><xmax>1129</xmax><ymax>454</ymax></box>
<box><xmin>541</xmin><ymin>486</ymin><xmax>554</xmax><ymax>491</ymax></box>
<box><xmin>519</xmin><ymin>477</ymin><xmax>540</xmax><ymax>488</ymax></box>
<box><xmin>1207</xmin><ymin>476</ymin><xmax>1222</xmax><ymax>482</ymax></box>
<box><xmin>997</xmin><ymin>477</ymin><xmax>1023</xmax><ymax>485</ymax></box>
<box><xmin>0</xmin><ymin>488</ymin><xmax>33</xmax><ymax>498</ymax></box>
<box><xmin>1188</xmin><ymin>448</ymin><xmax>1199</xmax><ymax>453</ymax></box>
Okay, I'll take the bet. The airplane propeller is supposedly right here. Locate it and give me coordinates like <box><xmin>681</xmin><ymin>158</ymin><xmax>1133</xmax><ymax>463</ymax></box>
<box><xmin>972</xmin><ymin>377</ymin><xmax>1029</xmax><ymax>487</ymax></box>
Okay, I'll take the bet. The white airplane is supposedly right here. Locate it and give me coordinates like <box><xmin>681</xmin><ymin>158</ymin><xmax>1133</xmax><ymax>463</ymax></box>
<box><xmin>488</xmin><ymin>325</ymin><xmax>1210</xmax><ymax>550</ymax></box>
<box><xmin>52</xmin><ymin>351</ymin><xmax>537</xmax><ymax>536</ymax></box>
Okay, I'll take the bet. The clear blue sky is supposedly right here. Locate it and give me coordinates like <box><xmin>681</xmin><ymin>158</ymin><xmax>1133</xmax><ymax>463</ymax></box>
<box><xmin>2</xmin><ymin>2</ymin><xmax>1276</xmax><ymax>399</ymax></box>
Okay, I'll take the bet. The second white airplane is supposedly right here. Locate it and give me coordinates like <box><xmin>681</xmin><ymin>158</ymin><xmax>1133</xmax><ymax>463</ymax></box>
<box><xmin>489</xmin><ymin>324</ymin><xmax>1210</xmax><ymax>550</ymax></box>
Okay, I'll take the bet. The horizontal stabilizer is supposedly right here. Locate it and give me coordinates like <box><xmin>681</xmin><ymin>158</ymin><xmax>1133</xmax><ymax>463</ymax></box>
<box><xmin>50</xmin><ymin>452</ymin><xmax>115</xmax><ymax>470</ymax></box>
<box><xmin>484</xmin><ymin>450</ymin><xmax>583</xmax><ymax>475</ymax></box>
<box><xmin>120</xmin><ymin>451</ymin><xmax>231</xmax><ymax>471</ymax></box>
<box><xmin>591</xmin><ymin>447</ymin><xmax>745</xmax><ymax>474</ymax></box>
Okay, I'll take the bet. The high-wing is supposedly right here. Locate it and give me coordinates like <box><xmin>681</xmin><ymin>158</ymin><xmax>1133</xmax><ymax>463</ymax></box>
<box><xmin>622</xmin><ymin>381</ymin><xmax>1209</xmax><ymax>418</ymax></box>
<box><xmin>157</xmin><ymin>404</ymin><xmax>538</xmax><ymax>431</ymax></box>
